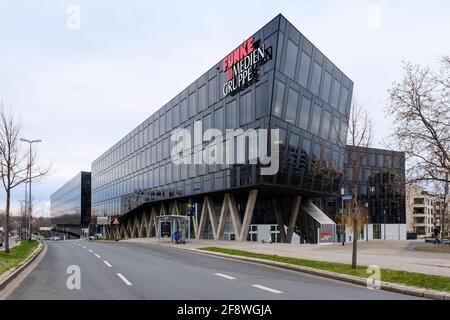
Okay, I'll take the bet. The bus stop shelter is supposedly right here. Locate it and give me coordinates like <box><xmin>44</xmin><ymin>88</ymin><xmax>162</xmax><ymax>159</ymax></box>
<box><xmin>157</xmin><ymin>215</ymin><xmax>190</xmax><ymax>243</ymax></box>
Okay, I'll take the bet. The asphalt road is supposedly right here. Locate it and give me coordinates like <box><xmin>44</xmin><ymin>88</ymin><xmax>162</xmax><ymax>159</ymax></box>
<box><xmin>7</xmin><ymin>240</ymin><xmax>420</xmax><ymax>300</ymax></box>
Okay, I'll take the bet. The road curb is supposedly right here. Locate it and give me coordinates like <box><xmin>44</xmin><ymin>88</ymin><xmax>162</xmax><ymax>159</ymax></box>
<box><xmin>0</xmin><ymin>240</ymin><xmax>44</xmax><ymax>291</ymax></box>
<box><xmin>189</xmin><ymin>248</ymin><xmax>450</xmax><ymax>300</ymax></box>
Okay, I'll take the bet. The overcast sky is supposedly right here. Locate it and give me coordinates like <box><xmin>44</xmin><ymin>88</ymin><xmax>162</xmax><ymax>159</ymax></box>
<box><xmin>1</xmin><ymin>0</ymin><xmax>449</xmax><ymax>217</ymax></box>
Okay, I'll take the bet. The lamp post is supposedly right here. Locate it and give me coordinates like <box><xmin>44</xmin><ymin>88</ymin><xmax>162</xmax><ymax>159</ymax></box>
<box><xmin>340</xmin><ymin>188</ymin><xmax>345</xmax><ymax>245</ymax></box>
<box><xmin>20</xmin><ymin>138</ymin><xmax>42</xmax><ymax>241</ymax></box>
<box><xmin>18</xmin><ymin>200</ymin><xmax>25</xmax><ymax>240</ymax></box>
<box><xmin>383</xmin><ymin>209</ymin><xmax>387</xmax><ymax>240</ymax></box>
<box><xmin>365</xmin><ymin>202</ymin><xmax>369</xmax><ymax>242</ymax></box>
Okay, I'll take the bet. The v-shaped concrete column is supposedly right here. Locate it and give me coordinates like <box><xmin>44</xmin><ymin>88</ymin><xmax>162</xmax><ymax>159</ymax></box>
<box><xmin>149</xmin><ymin>207</ymin><xmax>158</xmax><ymax>237</ymax></box>
<box><xmin>217</xmin><ymin>193</ymin><xmax>242</xmax><ymax>240</ymax></box>
<box><xmin>196</xmin><ymin>196</ymin><xmax>219</xmax><ymax>239</ymax></box>
<box><xmin>272</xmin><ymin>199</ymin><xmax>287</xmax><ymax>243</ymax></box>
<box><xmin>286</xmin><ymin>196</ymin><xmax>302</xmax><ymax>243</ymax></box>
<box><xmin>205</xmin><ymin>197</ymin><xmax>219</xmax><ymax>240</ymax></box>
<box><xmin>239</xmin><ymin>190</ymin><xmax>258</xmax><ymax>241</ymax></box>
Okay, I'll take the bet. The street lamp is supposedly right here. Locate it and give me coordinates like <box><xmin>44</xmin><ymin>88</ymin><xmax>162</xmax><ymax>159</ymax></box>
<box><xmin>365</xmin><ymin>202</ymin><xmax>369</xmax><ymax>242</ymax></box>
<box><xmin>20</xmin><ymin>138</ymin><xmax>42</xmax><ymax>241</ymax></box>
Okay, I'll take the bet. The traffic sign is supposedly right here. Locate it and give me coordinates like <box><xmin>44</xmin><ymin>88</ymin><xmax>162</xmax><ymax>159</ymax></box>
<box><xmin>112</xmin><ymin>218</ymin><xmax>120</xmax><ymax>225</ymax></box>
<box><xmin>342</xmin><ymin>195</ymin><xmax>352</xmax><ymax>201</ymax></box>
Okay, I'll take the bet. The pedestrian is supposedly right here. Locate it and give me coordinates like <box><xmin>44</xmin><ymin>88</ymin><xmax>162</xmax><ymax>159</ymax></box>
<box><xmin>433</xmin><ymin>224</ymin><xmax>441</xmax><ymax>245</ymax></box>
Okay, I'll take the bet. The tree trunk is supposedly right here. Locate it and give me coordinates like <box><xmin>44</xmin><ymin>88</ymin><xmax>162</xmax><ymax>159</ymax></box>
<box><xmin>351</xmin><ymin>201</ymin><xmax>358</xmax><ymax>269</ymax></box>
<box><xmin>4</xmin><ymin>189</ymin><xmax>10</xmax><ymax>253</ymax></box>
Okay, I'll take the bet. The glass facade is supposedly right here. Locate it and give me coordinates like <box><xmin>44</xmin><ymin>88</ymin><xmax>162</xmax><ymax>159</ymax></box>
<box><xmin>50</xmin><ymin>171</ymin><xmax>91</xmax><ymax>226</ymax></box>
<box><xmin>343</xmin><ymin>147</ymin><xmax>406</xmax><ymax>224</ymax></box>
<box><xmin>90</xmin><ymin>15</ymin><xmax>353</xmax><ymax>220</ymax></box>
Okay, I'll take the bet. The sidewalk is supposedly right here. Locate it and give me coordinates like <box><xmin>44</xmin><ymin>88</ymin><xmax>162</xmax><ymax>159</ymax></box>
<box><xmin>123</xmin><ymin>238</ymin><xmax>450</xmax><ymax>277</ymax></box>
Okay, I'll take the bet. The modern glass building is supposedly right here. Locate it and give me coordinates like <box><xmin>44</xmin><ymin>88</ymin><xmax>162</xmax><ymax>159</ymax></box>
<box><xmin>91</xmin><ymin>14</ymin><xmax>354</xmax><ymax>243</ymax></box>
<box><xmin>344</xmin><ymin>146</ymin><xmax>406</xmax><ymax>224</ymax></box>
<box><xmin>50</xmin><ymin>171</ymin><xmax>91</xmax><ymax>236</ymax></box>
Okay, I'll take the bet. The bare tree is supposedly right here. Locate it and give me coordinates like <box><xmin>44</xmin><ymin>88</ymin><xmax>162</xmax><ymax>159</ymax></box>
<box><xmin>335</xmin><ymin>98</ymin><xmax>373</xmax><ymax>268</ymax></box>
<box><xmin>0</xmin><ymin>104</ymin><xmax>48</xmax><ymax>253</ymax></box>
<box><xmin>387</xmin><ymin>57</ymin><xmax>450</xmax><ymax>234</ymax></box>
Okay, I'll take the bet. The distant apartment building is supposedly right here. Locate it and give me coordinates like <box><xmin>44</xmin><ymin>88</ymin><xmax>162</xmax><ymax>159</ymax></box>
<box><xmin>406</xmin><ymin>184</ymin><xmax>448</xmax><ymax>238</ymax></box>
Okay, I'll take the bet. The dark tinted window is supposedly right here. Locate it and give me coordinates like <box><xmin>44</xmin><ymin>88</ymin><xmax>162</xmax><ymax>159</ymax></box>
<box><xmin>208</xmin><ymin>78</ymin><xmax>216</xmax><ymax>106</ymax></box>
<box><xmin>340</xmin><ymin>87</ymin><xmax>349</xmax><ymax>114</ymax></box>
<box><xmin>321</xmin><ymin>72</ymin><xmax>332</xmax><ymax>103</ymax></box>
<box><xmin>226</xmin><ymin>100</ymin><xmax>237</xmax><ymax>129</ymax></box>
<box><xmin>321</xmin><ymin>110</ymin><xmax>331</xmax><ymax>139</ymax></box>
<box><xmin>189</xmin><ymin>93</ymin><xmax>196</xmax><ymax>117</ymax></box>
<box><xmin>173</xmin><ymin>104</ymin><xmax>180</xmax><ymax>126</ymax></box>
<box><xmin>311</xmin><ymin>104</ymin><xmax>322</xmax><ymax>135</ymax></box>
<box><xmin>298</xmin><ymin>97</ymin><xmax>311</xmax><ymax>130</ymax></box>
<box><xmin>199</xmin><ymin>85</ymin><xmax>206</xmax><ymax>111</ymax></box>
<box><xmin>311</xmin><ymin>62</ymin><xmax>322</xmax><ymax>95</ymax></box>
<box><xmin>256</xmin><ymin>81</ymin><xmax>269</xmax><ymax>118</ymax></box>
<box><xmin>240</xmin><ymin>91</ymin><xmax>252</xmax><ymax>125</ymax></box>
<box><xmin>298</xmin><ymin>52</ymin><xmax>311</xmax><ymax>88</ymax></box>
<box><xmin>284</xmin><ymin>40</ymin><xmax>298</xmax><ymax>79</ymax></box>
<box><xmin>181</xmin><ymin>99</ymin><xmax>188</xmax><ymax>122</ymax></box>
<box><xmin>214</xmin><ymin>107</ymin><xmax>224</xmax><ymax>131</ymax></box>
<box><xmin>284</xmin><ymin>88</ymin><xmax>299</xmax><ymax>124</ymax></box>
<box><xmin>272</xmin><ymin>80</ymin><xmax>285</xmax><ymax>118</ymax></box>
<box><xmin>331</xmin><ymin>79</ymin><xmax>340</xmax><ymax>109</ymax></box>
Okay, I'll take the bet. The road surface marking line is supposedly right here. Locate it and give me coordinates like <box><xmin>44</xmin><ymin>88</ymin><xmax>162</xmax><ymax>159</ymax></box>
<box><xmin>82</xmin><ymin>246</ymin><xmax>87</xmax><ymax>249</ymax></box>
<box><xmin>94</xmin><ymin>254</ymin><xmax>101</xmax><ymax>258</ymax></box>
<box><xmin>214</xmin><ymin>273</ymin><xmax>236</xmax><ymax>280</ymax></box>
<box><xmin>117</xmin><ymin>273</ymin><xmax>132</xmax><ymax>286</ymax></box>
<box><xmin>252</xmin><ymin>284</ymin><xmax>283</xmax><ymax>294</ymax></box>
<box><xmin>88</xmin><ymin>249</ymin><xmax>93</xmax><ymax>253</ymax></box>
<box><xmin>104</xmin><ymin>260</ymin><xmax>112</xmax><ymax>267</ymax></box>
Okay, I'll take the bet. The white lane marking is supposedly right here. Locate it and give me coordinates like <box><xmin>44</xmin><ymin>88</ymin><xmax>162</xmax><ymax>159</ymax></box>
<box><xmin>214</xmin><ymin>273</ymin><xmax>236</xmax><ymax>280</ymax></box>
<box><xmin>252</xmin><ymin>284</ymin><xmax>283</xmax><ymax>294</ymax></box>
<box><xmin>117</xmin><ymin>273</ymin><xmax>132</xmax><ymax>286</ymax></box>
<box><xmin>82</xmin><ymin>246</ymin><xmax>87</xmax><ymax>249</ymax></box>
<box><xmin>88</xmin><ymin>249</ymin><xmax>93</xmax><ymax>253</ymax></box>
<box><xmin>94</xmin><ymin>254</ymin><xmax>101</xmax><ymax>258</ymax></box>
<box><xmin>104</xmin><ymin>260</ymin><xmax>112</xmax><ymax>267</ymax></box>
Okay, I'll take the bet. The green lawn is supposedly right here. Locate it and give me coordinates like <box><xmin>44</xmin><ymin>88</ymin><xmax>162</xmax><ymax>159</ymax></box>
<box><xmin>199</xmin><ymin>247</ymin><xmax>450</xmax><ymax>293</ymax></box>
<box><xmin>415</xmin><ymin>246</ymin><xmax>450</xmax><ymax>252</ymax></box>
<box><xmin>0</xmin><ymin>240</ymin><xmax>40</xmax><ymax>276</ymax></box>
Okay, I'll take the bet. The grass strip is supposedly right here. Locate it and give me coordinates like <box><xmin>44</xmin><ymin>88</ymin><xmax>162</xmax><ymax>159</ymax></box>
<box><xmin>199</xmin><ymin>247</ymin><xmax>450</xmax><ymax>293</ymax></box>
<box><xmin>415</xmin><ymin>246</ymin><xmax>450</xmax><ymax>252</ymax></box>
<box><xmin>0</xmin><ymin>240</ymin><xmax>39</xmax><ymax>276</ymax></box>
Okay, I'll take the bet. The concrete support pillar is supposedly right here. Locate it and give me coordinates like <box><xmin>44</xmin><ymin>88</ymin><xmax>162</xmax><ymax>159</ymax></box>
<box><xmin>239</xmin><ymin>190</ymin><xmax>258</xmax><ymax>241</ymax></box>
<box><xmin>172</xmin><ymin>201</ymin><xmax>180</xmax><ymax>215</ymax></box>
<box><xmin>217</xmin><ymin>195</ymin><xmax>230</xmax><ymax>240</ymax></box>
<box><xmin>197</xmin><ymin>197</ymin><xmax>209</xmax><ymax>239</ymax></box>
<box><xmin>149</xmin><ymin>207</ymin><xmax>157</xmax><ymax>237</ymax></box>
<box><xmin>286</xmin><ymin>196</ymin><xmax>302</xmax><ymax>243</ymax></box>
<box><xmin>217</xmin><ymin>193</ymin><xmax>242</xmax><ymax>240</ymax></box>
<box><xmin>273</xmin><ymin>199</ymin><xmax>287</xmax><ymax>243</ymax></box>
<box><xmin>205</xmin><ymin>197</ymin><xmax>219</xmax><ymax>240</ymax></box>
<box><xmin>160</xmin><ymin>203</ymin><xmax>167</xmax><ymax>216</ymax></box>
